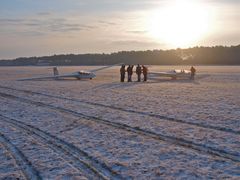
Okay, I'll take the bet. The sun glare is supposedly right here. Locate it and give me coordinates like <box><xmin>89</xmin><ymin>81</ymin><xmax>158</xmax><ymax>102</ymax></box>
<box><xmin>147</xmin><ymin>0</ymin><xmax>211</xmax><ymax>47</ymax></box>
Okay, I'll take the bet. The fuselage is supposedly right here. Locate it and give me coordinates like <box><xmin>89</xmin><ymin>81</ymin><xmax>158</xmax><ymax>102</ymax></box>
<box><xmin>149</xmin><ymin>69</ymin><xmax>192</xmax><ymax>80</ymax></box>
<box><xmin>73</xmin><ymin>71</ymin><xmax>96</xmax><ymax>79</ymax></box>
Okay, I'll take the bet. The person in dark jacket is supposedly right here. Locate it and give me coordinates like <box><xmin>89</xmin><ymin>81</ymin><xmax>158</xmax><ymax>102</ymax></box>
<box><xmin>130</xmin><ymin>65</ymin><xmax>134</xmax><ymax>81</ymax></box>
<box><xmin>142</xmin><ymin>65</ymin><xmax>148</xmax><ymax>81</ymax></box>
<box><xmin>120</xmin><ymin>64</ymin><xmax>126</xmax><ymax>82</ymax></box>
<box><xmin>136</xmin><ymin>64</ymin><xmax>142</xmax><ymax>82</ymax></box>
<box><xmin>190</xmin><ymin>66</ymin><xmax>196</xmax><ymax>80</ymax></box>
<box><xmin>127</xmin><ymin>65</ymin><xmax>134</xmax><ymax>82</ymax></box>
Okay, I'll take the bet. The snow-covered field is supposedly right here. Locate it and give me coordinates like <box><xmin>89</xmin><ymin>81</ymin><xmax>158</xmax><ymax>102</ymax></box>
<box><xmin>0</xmin><ymin>66</ymin><xmax>239</xmax><ymax>179</ymax></box>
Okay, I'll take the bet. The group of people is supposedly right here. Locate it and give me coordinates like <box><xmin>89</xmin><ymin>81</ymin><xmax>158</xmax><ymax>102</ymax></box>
<box><xmin>120</xmin><ymin>64</ymin><xmax>196</xmax><ymax>82</ymax></box>
<box><xmin>120</xmin><ymin>64</ymin><xmax>148</xmax><ymax>82</ymax></box>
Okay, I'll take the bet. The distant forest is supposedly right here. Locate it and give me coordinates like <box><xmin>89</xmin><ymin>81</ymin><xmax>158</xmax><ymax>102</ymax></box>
<box><xmin>0</xmin><ymin>45</ymin><xmax>240</xmax><ymax>66</ymax></box>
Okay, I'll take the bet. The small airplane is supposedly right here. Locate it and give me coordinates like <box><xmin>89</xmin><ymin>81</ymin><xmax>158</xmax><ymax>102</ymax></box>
<box><xmin>18</xmin><ymin>64</ymin><xmax>120</xmax><ymax>81</ymax></box>
<box><xmin>149</xmin><ymin>69</ymin><xmax>193</xmax><ymax>80</ymax></box>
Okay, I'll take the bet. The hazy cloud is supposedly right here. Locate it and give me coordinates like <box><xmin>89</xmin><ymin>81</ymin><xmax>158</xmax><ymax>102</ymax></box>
<box><xmin>127</xmin><ymin>30</ymin><xmax>148</xmax><ymax>34</ymax></box>
<box><xmin>0</xmin><ymin>0</ymin><xmax>239</xmax><ymax>59</ymax></box>
<box><xmin>0</xmin><ymin>18</ymin><xmax>25</xmax><ymax>24</ymax></box>
<box><xmin>37</xmin><ymin>12</ymin><xmax>52</xmax><ymax>16</ymax></box>
<box><xmin>111</xmin><ymin>40</ymin><xmax>163</xmax><ymax>47</ymax></box>
<box><xmin>97</xmin><ymin>20</ymin><xmax>117</xmax><ymax>26</ymax></box>
<box><xmin>0</xmin><ymin>17</ymin><xmax>96</xmax><ymax>35</ymax></box>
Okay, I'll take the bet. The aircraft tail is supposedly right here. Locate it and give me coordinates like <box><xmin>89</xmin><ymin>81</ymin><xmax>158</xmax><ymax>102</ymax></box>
<box><xmin>53</xmin><ymin>67</ymin><xmax>59</xmax><ymax>76</ymax></box>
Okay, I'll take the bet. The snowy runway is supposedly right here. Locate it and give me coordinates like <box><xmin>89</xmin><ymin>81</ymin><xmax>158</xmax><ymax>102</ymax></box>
<box><xmin>0</xmin><ymin>66</ymin><xmax>239</xmax><ymax>179</ymax></box>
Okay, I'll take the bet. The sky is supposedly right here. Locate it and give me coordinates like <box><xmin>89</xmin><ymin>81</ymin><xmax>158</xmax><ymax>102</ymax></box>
<box><xmin>0</xmin><ymin>0</ymin><xmax>239</xmax><ymax>59</ymax></box>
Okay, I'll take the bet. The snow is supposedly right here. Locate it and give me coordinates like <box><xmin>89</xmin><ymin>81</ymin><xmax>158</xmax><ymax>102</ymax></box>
<box><xmin>0</xmin><ymin>66</ymin><xmax>240</xmax><ymax>179</ymax></box>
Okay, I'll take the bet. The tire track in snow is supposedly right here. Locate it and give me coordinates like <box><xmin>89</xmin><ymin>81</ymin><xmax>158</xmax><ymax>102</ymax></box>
<box><xmin>0</xmin><ymin>143</ymin><xmax>27</xmax><ymax>180</ymax></box>
<box><xmin>0</xmin><ymin>91</ymin><xmax>239</xmax><ymax>163</ymax></box>
<box><xmin>0</xmin><ymin>114</ymin><xmax>122</xmax><ymax>180</ymax></box>
<box><xmin>0</xmin><ymin>132</ymin><xmax>41</xmax><ymax>180</ymax></box>
<box><xmin>0</xmin><ymin>85</ymin><xmax>238</xmax><ymax>135</ymax></box>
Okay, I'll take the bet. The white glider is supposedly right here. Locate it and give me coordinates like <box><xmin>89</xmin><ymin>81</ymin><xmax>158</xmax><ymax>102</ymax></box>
<box><xmin>149</xmin><ymin>69</ymin><xmax>192</xmax><ymax>80</ymax></box>
<box><xmin>18</xmin><ymin>64</ymin><xmax>120</xmax><ymax>81</ymax></box>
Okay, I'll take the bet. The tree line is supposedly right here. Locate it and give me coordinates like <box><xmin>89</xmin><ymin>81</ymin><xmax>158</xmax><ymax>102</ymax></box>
<box><xmin>0</xmin><ymin>45</ymin><xmax>239</xmax><ymax>66</ymax></box>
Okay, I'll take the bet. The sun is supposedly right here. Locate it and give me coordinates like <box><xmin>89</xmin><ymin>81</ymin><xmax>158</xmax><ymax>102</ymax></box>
<box><xmin>147</xmin><ymin>0</ymin><xmax>211</xmax><ymax>47</ymax></box>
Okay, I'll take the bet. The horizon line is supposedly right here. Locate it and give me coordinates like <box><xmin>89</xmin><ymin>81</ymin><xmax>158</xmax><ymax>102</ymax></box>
<box><xmin>1</xmin><ymin>44</ymin><xmax>240</xmax><ymax>61</ymax></box>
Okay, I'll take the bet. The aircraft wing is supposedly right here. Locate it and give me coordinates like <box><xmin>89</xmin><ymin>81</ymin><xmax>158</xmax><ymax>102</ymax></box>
<box><xmin>18</xmin><ymin>75</ymin><xmax>58</xmax><ymax>81</ymax></box>
<box><xmin>149</xmin><ymin>71</ymin><xmax>177</xmax><ymax>77</ymax></box>
<box><xmin>90</xmin><ymin>63</ymin><xmax>122</xmax><ymax>72</ymax></box>
<box><xmin>149</xmin><ymin>70</ymin><xmax>191</xmax><ymax>79</ymax></box>
<box><xmin>18</xmin><ymin>73</ymin><xmax>78</xmax><ymax>81</ymax></box>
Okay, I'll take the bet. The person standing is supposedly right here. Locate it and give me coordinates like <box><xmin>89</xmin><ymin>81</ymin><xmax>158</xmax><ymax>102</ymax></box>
<box><xmin>127</xmin><ymin>65</ymin><xmax>134</xmax><ymax>82</ymax></box>
<box><xmin>130</xmin><ymin>65</ymin><xmax>134</xmax><ymax>82</ymax></box>
<box><xmin>142</xmin><ymin>65</ymin><xmax>148</xmax><ymax>82</ymax></box>
<box><xmin>136</xmin><ymin>64</ymin><xmax>142</xmax><ymax>82</ymax></box>
<box><xmin>190</xmin><ymin>66</ymin><xmax>196</xmax><ymax>80</ymax></box>
<box><xmin>120</xmin><ymin>64</ymin><xmax>126</xmax><ymax>82</ymax></box>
